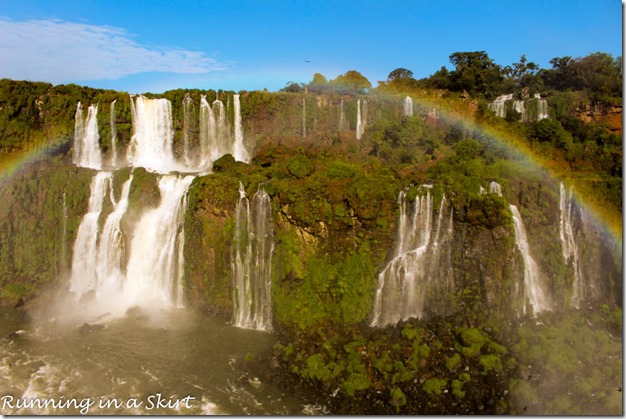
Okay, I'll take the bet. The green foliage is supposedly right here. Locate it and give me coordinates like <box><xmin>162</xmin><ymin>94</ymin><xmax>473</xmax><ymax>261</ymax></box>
<box><xmin>331</xmin><ymin>70</ymin><xmax>372</xmax><ymax>94</ymax></box>
<box><xmin>285</xmin><ymin>154</ymin><xmax>315</xmax><ymax>178</ymax></box>
<box><xmin>448</xmin><ymin>51</ymin><xmax>504</xmax><ymax>98</ymax></box>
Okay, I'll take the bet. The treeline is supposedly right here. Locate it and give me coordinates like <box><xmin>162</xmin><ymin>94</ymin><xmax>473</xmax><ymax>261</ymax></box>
<box><xmin>283</xmin><ymin>51</ymin><xmax>622</xmax><ymax>104</ymax></box>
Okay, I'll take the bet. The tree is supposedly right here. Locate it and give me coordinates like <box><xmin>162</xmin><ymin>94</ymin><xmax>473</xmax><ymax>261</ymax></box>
<box><xmin>541</xmin><ymin>52</ymin><xmax>622</xmax><ymax>100</ymax></box>
<box><xmin>280</xmin><ymin>81</ymin><xmax>305</xmax><ymax>93</ymax></box>
<box><xmin>331</xmin><ymin>70</ymin><xmax>372</xmax><ymax>94</ymax></box>
<box><xmin>448</xmin><ymin>51</ymin><xmax>504</xmax><ymax>98</ymax></box>
<box><xmin>385</xmin><ymin>68</ymin><xmax>418</xmax><ymax>91</ymax></box>
<box><xmin>308</xmin><ymin>73</ymin><xmax>329</xmax><ymax>93</ymax></box>
<box><xmin>421</xmin><ymin>66</ymin><xmax>452</xmax><ymax>90</ymax></box>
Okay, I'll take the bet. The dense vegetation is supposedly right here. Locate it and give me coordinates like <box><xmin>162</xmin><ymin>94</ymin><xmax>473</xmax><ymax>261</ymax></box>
<box><xmin>0</xmin><ymin>49</ymin><xmax>621</xmax><ymax>414</ymax></box>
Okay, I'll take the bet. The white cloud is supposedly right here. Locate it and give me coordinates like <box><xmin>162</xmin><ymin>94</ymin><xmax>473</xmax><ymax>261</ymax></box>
<box><xmin>0</xmin><ymin>19</ymin><xmax>228</xmax><ymax>83</ymax></box>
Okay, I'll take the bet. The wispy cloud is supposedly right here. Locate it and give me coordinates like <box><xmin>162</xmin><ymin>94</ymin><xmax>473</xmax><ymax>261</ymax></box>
<box><xmin>0</xmin><ymin>19</ymin><xmax>228</xmax><ymax>83</ymax></box>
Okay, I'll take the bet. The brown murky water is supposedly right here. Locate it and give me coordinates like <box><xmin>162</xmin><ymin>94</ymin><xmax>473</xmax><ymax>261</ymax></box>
<box><xmin>0</xmin><ymin>306</ymin><xmax>320</xmax><ymax>415</ymax></box>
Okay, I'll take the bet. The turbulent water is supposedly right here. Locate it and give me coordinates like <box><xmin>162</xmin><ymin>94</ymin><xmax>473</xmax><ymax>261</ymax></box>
<box><xmin>0</xmin><ymin>307</ymin><xmax>314</xmax><ymax>415</ymax></box>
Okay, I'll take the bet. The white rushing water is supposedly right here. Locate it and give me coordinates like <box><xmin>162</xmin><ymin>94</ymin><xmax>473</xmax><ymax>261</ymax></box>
<box><xmin>338</xmin><ymin>99</ymin><xmax>348</xmax><ymax>131</ymax></box>
<box><xmin>371</xmin><ymin>186</ymin><xmax>453</xmax><ymax>326</ymax></box>
<box><xmin>124</xmin><ymin>175</ymin><xmax>195</xmax><ymax>309</ymax></box>
<box><xmin>488</xmin><ymin>94</ymin><xmax>513</xmax><ymax>118</ymax></box>
<box><xmin>232</xmin><ymin>183</ymin><xmax>274</xmax><ymax>331</ymax></box>
<box><xmin>109</xmin><ymin>100</ymin><xmax>118</xmax><ymax>168</ymax></box>
<box><xmin>509</xmin><ymin>204</ymin><xmax>551</xmax><ymax>316</ymax></box>
<box><xmin>356</xmin><ymin>99</ymin><xmax>367</xmax><ymax>140</ymax></box>
<box><xmin>559</xmin><ymin>182</ymin><xmax>584</xmax><ymax>307</ymax></box>
<box><xmin>489</xmin><ymin>93</ymin><xmax>549</xmax><ymax>121</ymax></box>
<box><xmin>489</xmin><ymin>181</ymin><xmax>503</xmax><ymax>196</ymax></box>
<box><xmin>128</xmin><ymin>96</ymin><xmax>182</xmax><ymax>173</ymax></box>
<box><xmin>69</xmin><ymin>171</ymin><xmax>113</xmax><ymax>297</ymax></box>
<box><xmin>182</xmin><ymin>93</ymin><xmax>195</xmax><ymax>167</ymax></box>
<box><xmin>403</xmin><ymin>96</ymin><xmax>413</xmax><ymax>117</ymax></box>
<box><xmin>95</xmin><ymin>174</ymin><xmax>133</xmax><ymax>300</ymax></box>
<box><xmin>535</xmin><ymin>93</ymin><xmax>549</xmax><ymax>120</ymax></box>
<box><xmin>73</xmin><ymin>102</ymin><xmax>103</xmax><ymax>169</ymax></box>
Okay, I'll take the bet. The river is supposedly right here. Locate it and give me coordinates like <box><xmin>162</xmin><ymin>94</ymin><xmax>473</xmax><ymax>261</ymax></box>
<box><xmin>0</xmin><ymin>305</ymin><xmax>320</xmax><ymax>415</ymax></box>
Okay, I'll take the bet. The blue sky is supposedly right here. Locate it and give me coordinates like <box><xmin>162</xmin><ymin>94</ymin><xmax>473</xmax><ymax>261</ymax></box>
<box><xmin>0</xmin><ymin>0</ymin><xmax>621</xmax><ymax>93</ymax></box>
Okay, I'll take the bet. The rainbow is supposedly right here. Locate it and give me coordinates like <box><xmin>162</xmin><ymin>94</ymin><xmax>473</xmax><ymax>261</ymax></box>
<box><xmin>397</xmin><ymin>92</ymin><xmax>622</xmax><ymax>248</ymax></box>
<box><xmin>0</xmin><ymin>92</ymin><xmax>620</xmax><ymax>250</ymax></box>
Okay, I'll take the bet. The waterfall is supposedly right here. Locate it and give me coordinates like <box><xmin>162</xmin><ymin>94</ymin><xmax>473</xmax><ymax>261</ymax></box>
<box><xmin>559</xmin><ymin>182</ymin><xmax>584</xmax><ymax>307</ymax></box>
<box><xmin>69</xmin><ymin>172</ymin><xmax>113</xmax><ymax>297</ymax></box>
<box><xmin>488</xmin><ymin>94</ymin><xmax>512</xmax><ymax>118</ymax></box>
<box><xmin>513</xmin><ymin>100</ymin><xmax>526</xmax><ymax>121</ymax></box>
<box><xmin>356</xmin><ymin>99</ymin><xmax>364</xmax><ymax>139</ymax></box>
<box><xmin>124</xmin><ymin>175</ymin><xmax>195</xmax><ymax>308</ymax></box>
<box><xmin>73</xmin><ymin>102</ymin><xmax>103</xmax><ymax>169</ymax></box>
<box><xmin>403</xmin><ymin>96</ymin><xmax>413</xmax><ymax>116</ymax></box>
<box><xmin>110</xmin><ymin>100</ymin><xmax>118</xmax><ymax>168</ymax></box>
<box><xmin>233</xmin><ymin>94</ymin><xmax>249</xmax><ymax>163</ymax></box>
<box><xmin>95</xmin><ymin>175</ymin><xmax>133</xmax><ymax>299</ymax></box>
<box><xmin>489</xmin><ymin>181</ymin><xmax>502</xmax><ymax>196</ymax></box>
<box><xmin>60</xmin><ymin>191</ymin><xmax>69</xmax><ymax>273</ymax></box>
<box><xmin>338</xmin><ymin>99</ymin><xmax>348</xmax><ymax>131</ymax></box>
<box><xmin>489</xmin><ymin>93</ymin><xmax>549</xmax><ymax>121</ymax></box>
<box><xmin>127</xmin><ymin>96</ymin><xmax>182</xmax><ymax>174</ymax></box>
<box><xmin>371</xmin><ymin>186</ymin><xmax>453</xmax><ymax>326</ymax></box>
<box><xmin>199</xmin><ymin>95</ymin><xmax>218</xmax><ymax>168</ymax></box>
<box><xmin>509</xmin><ymin>204</ymin><xmax>551</xmax><ymax>316</ymax></box>
<box><xmin>232</xmin><ymin>183</ymin><xmax>274</xmax><ymax>331</ymax></box>
<box><xmin>535</xmin><ymin>94</ymin><xmax>549</xmax><ymax>120</ymax></box>
<box><xmin>182</xmin><ymin>93</ymin><xmax>195</xmax><ymax>168</ymax></box>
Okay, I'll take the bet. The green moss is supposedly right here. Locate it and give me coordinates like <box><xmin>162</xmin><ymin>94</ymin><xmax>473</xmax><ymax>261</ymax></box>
<box><xmin>445</xmin><ymin>353</ymin><xmax>462</xmax><ymax>371</ymax></box>
<box><xmin>478</xmin><ymin>354</ymin><xmax>503</xmax><ymax>373</ymax></box>
<box><xmin>422</xmin><ymin>377</ymin><xmax>447</xmax><ymax>396</ymax></box>
<box><xmin>342</xmin><ymin>372</ymin><xmax>371</xmax><ymax>397</ymax></box>
<box><xmin>389</xmin><ymin>387</ymin><xmax>407</xmax><ymax>408</ymax></box>
<box><xmin>451</xmin><ymin>379</ymin><xmax>465</xmax><ymax>398</ymax></box>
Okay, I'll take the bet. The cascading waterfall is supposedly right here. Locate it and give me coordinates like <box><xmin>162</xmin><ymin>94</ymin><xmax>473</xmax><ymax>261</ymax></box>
<box><xmin>199</xmin><ymin>95</ymin><xmax>219</xmax><ymax>167</ymax></box>
<box><xmin>69</xmin><ymin>172</ymin><xmax>113</xmax><ymax>297</ymax></box>
<box><xmin>233</xmin><ymin>94</ymin><xmax>248</xmax><ymax>163</ymax></box>
<box><xmin>509</xmin><ymin>204</ymin><xmax>551</xmax><ymax>316</ymax></box>
<box><xmin>488</xmin><ymin>94</ymin><xmax>512</xmax><ymax>118</ymax></box>
<box><xmin>489</xmin><ymin>93</ymin><xmax>549</xmax><ymax>121</ymax></box>
<box><xmin>535</xmin><ymin>94</ymin><xmax>549</xmax><ymax>120</ymax></box>
<box><xmin>73</xmin><ymin>102</ymin><xmax>103</xmax><ymax>169</ymax></box>
<box><xmin>403</xmin><ymin>96</ymin><xmax>413</xmax><ymax>116</ymax></box>
<box><xmin>69</xmin><ymin>93</ymin><xmax>252</xmax><ymax>317</ymax></box>
<box><xmin>338</xmin><ymin>99</ymin><xmax>348</xmax><ymax>131</ymax></box>
<box><xmin>182</xmin><ymin>93</ymin><xmax>195</xmax><ymax>167</ymax></box>
<box><xmin>356</xmin><ymin>99</ymin><xmax>364</xmax><ymax>139</ymax></box>
<box><xmin>110</xmin><ymin>100</ymin><xmax>118</xmax><ymax>167</ymax></box>
<box><xmin>95</xmin><ymin>175</ymin><xmax>133</xmax><ymax>299</ymax></box>
<box><xmin>128</xmin><ymin>96</ymin><xmax>181</xmax><ymax>173</ymax></box>
<box><xmin>371</xmin><ymin>186</ymin><xmax>453</xmax><ymax>326</ymax></box>
<box><xmin>489</xmin><ymin>181</ymin><xmax>502</xmax><ymax>196</ymax></box>
<box><xmin>232</xmin><ymin>183</ymin><xmax>274</xmax><ymax>331</ymax></box>
<box><xmin>124</xmin><ymin>175</ymin><xmax>195</xmax><ymax>308</ymax></box>
<box><xmin>559</xmin><ymin>182</ymin><xmax>585</xmax><ymax>307</ymax></box>
<box><xmin>513</xmin><ymin>100</ymin><xmax>526</xmax><ymax>121</ymax></box>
